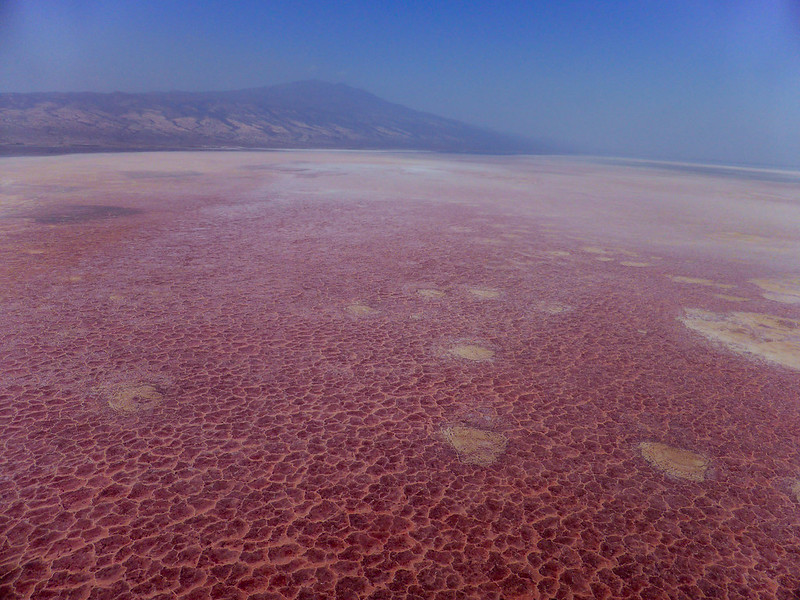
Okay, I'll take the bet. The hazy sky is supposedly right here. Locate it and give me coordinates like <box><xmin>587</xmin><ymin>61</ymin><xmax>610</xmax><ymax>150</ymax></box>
<box><xmin>2</xmin><ymin>0</ymin><xmax>799</xmax><ymax>167</ymax></box>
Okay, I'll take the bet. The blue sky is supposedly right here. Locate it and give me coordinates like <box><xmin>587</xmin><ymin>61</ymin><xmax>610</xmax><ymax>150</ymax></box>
<box><xmin>1</xmin><ymin>0</ymin><xmax>799</xmax><ymax>167</ymax></box>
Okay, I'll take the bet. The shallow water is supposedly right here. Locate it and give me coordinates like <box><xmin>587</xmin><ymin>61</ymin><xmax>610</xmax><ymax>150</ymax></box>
<box><xmin>1</xmin><ymin>151</ymin><xmax>800</xmax><ymax>599</ymax></box>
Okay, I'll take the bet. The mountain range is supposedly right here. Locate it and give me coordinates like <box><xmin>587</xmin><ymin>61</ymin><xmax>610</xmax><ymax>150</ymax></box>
<box><xmin>0</xmin><ymin>81</ymin><xmax>540</xmax><ymax>155</ymax></box>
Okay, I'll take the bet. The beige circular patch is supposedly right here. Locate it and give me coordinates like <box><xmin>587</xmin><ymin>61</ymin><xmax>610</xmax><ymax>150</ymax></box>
<box><xmin>441</xmin><ymin>426</ymin><xmax>507</xmax><ymax>466</ymax></box>
<box><xmin>750</xmin><ymin>278</ymin><xmax>800</xmax><ymax>304</ymax></box>
<box><xmin>543</xmin><ymin>250</ymin><xmax>570</xmax><ymax>258</ymax></box>
<box><xmin>680</xmin><ymin>309</ymin><xmax>800</xmax><ymax>371</ymax></box>
<box><xmin>790</xmin><ymin>479</ymin><xmax>800</xmax><ymax>503</ymax></box>
<box><xmin>449</xmin><ymin>344</ymin><xmax>494</xmax><ymax>361</ymax></box>
<box><xmin>713</xmin><ymin>294</ymin><xmax>749</xmax><ymax>302</ymax></box>
<box><xmin>582</xmin><ymin>246</ymin><xmax>610</xmax><ymax>255</ymax></box>
<box><xmin>468</xmin><ymin>287</ymin><xmax>500</xmax><ymax>299</ymax></box>
<box><xmin>107</xmin><ymin>383</ymin><xmax>164</xmax><ymax>414</ymax></box>
<box><xmin>534</xmin><ymin>301</ymin><xmax>571</xmax><ymax>315</ymax></box>
<box><xmin>346</xmin><ymin>304</ymin><xmax>376</xmax><ymax>316</ymax></box>
<box><xmin>710</xmin><ymin>231</ymin><xmax>771</xmax><ymax>244</ymax></box>
<box><xmin>639</xmin><ymin>442</ymin><xmax>710</xmax><ymax>481</ymax></box>
<box><xmin>417</xmin><ymin>289</ymin><xmax>445</xmax><ymax>299</ymax></box>
<box><xmin>668</xmin><ymin>275</ymin><xmax>734</xmax><ymax>289</ymax></box>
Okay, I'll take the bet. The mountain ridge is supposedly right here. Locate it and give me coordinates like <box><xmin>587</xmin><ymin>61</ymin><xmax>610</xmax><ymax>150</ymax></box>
<box><xmin>0</xmin><ymin>81</ymin><xmax>542</xmax><ymax>156</ymax></box>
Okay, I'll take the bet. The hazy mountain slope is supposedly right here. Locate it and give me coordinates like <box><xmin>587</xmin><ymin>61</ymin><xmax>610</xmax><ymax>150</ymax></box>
<box><xmin>0</xmin><ymin>81</ymin><xmax>538</xmax><ymax>155</ymax></box>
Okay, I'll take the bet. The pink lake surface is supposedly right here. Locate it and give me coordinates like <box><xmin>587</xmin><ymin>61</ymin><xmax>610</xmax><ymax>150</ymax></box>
<box><xmin>1</xmin><ymin>151</ymin><xmax>800</xmax><ymax>599</ymax></box>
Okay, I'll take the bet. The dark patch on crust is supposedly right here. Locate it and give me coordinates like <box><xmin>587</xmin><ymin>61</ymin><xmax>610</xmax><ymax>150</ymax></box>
<box><xmin>123</xmin><ymin>170</ymin><xmax>202</xmax><ymax>179</ymax></box>
<box><xmin>28</xmin><ymin>204</ymin><xmax>142</xmax><ymax>224</ymax></box>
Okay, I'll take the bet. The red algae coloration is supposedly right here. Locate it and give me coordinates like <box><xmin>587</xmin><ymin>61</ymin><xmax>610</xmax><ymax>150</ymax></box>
<box><xmin>2</xmin><ymin>151</ymin><xmax>800</xmax><ymax>599</ymax></box>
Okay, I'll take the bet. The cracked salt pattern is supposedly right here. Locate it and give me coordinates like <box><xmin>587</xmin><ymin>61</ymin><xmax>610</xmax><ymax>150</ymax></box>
<box><xmin>1</xmin><ymin>151</ymin><xmax>800</xmax><ymax>599</ymax></box>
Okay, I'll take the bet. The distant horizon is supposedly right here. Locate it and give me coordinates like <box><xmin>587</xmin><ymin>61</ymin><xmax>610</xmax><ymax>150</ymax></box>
<box><xmin>4</xmin><ymin>79</ymin><xmax>800</xmax><ymax>171</ymax></box>
<box><xmin>4</xmin><ymin>146</ymin><xmax>800</xmax><ymax>177</ymax></box>
<box><xmin>2</xmin><ymin>1</ymin><xmax>799</xmax><ymax>169</ymax></box>
<box><xmin>1</xmin><ymin>79</ymin><xmax>797</xmax><ymax>168</ymax></box>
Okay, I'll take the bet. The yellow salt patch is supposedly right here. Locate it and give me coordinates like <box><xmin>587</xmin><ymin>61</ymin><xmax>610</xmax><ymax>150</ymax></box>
<box><xmin>468</xmin><ymin>287</ymin><xmax>500</xmax><ymax>299</ymax></box>
<box><xmin>790</xmin><ymin>479</ymin><xmax>800</xmax><ymax>503</ymax></box>
<box><xmin>22</xmin><ymin>249</ymin><xmax>46</xmax><ymax>255</ymax></box>
<box><xmin>346</xmin><ymin>304</ymin><xmax>376</xmax><ymax>316</ymax></box>
<box><xmin>109</xmin><ymin>294</ymin><xmax>125</xmax><ymax>302</ymax></box>
<box><xmin>710</xmin><ymin>231</ymin><xmax>771</xmax><ymax>244</ymax></box>
<box><xmin>582</xmin><ymin>246</ymin><xmax>610</xmax><ymax>255</ymax></box>
<box><xmin>107</xmin><ymin>383</ymin><xmax>163</xmax><ymax>414</ymax></box>
<box><xmin>500</xmin><ymin>233</ymin><xmax>520</xmax><ymax>239</ymax></box>
<box><xmin>449</xmin><ymin>344</ymin><xmax>494</xmax><ymax>361</ymax></box>
<box><xmin>680</xmin><ymin>309</ymin><xmax>800</xmax><ymax>370</ymax></box>
<box><xmin>639</xmin><ymin>442</ymin><xmax>710</xmax><ymax>482</ymax></box>
<box><xmin>668</xmin><ymin>275</ymin><xmax>735</xmax><ymax>289</ymax></box>
<box><xmin>534</xmin><ymin>301</ymin><xmax>571</xmax><ymax>315</ymax></box>
<box><xmin>441</xmin><ymin>426</ymin><xmax>507</xmax><ymax>466</ymax></box>
<box><xmin>543</xmin><ymin>250</ymin><xmax>570</xmax><ymax>258</ymax></box>
<box><xmin>713</xmin><ymin>294</ymin><xmax>749</xmax><ymax>302</ymax></box>
<box><xmin>66</xmin><ymin>275</ymin><xmax>83</xmax><ymax>282</ymax></box>
<box><xmin>417</xmin><ymin>289</ymin><xmax>445</xmax><ymax>299</ymax></box>
<box><xmin>620</xmin><ymin>261</ymin><xmax>651</xmax><ymax>267</ymax></box>
<box><xmin>750</xmin><ymin>278</ymin><xmax>800</xmax><ymax>304</ymax></box>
